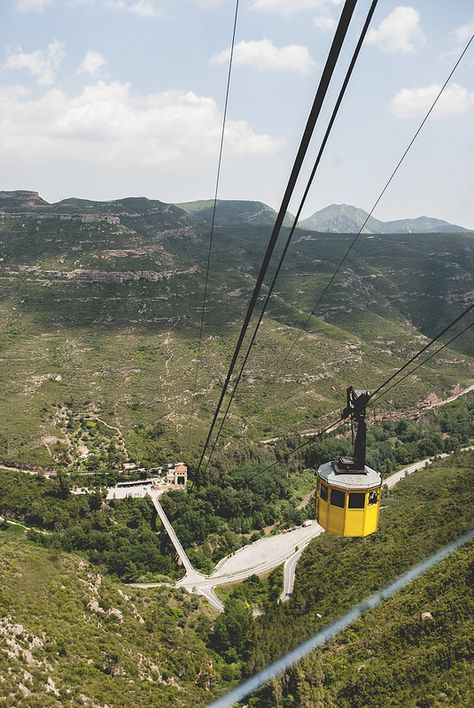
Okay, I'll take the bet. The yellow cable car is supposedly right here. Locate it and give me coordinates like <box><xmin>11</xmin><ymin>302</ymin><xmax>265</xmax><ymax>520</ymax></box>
<box><xmin>316</xmin><ymin>387</ymin><xmax>381</xmax><ymax>537</ymax></box>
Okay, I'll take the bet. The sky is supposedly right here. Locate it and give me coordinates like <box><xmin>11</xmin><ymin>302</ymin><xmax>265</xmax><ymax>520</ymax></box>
<box><xmin>0</xmin><ymin>0</ymin><xmax>473</xmax><ymax>227</ymax></box>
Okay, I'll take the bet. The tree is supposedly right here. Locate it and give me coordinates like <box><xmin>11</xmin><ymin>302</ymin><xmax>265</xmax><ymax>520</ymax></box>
<box><xmin>55</xmin><ymin>470</ymin><xmax>71</xmax><ymax>499</ymax></box>
<box><xmin>210</xmin><ymin>598</ymin><xmax>253</xmax><ymax>662</ymax></box>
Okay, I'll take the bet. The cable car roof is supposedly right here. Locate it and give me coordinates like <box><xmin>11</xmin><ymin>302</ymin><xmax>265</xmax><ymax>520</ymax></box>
<box><xmin>317</xmin><ymin>461</ymin><xmax>381</xmax><ymax>491</ymax></box>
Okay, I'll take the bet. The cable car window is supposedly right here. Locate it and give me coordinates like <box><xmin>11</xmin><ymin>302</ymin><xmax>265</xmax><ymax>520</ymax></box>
<box><xmin>320</xmin><ymin>484</ymin><xmax>328</xmax><ymax>501</ymax></box>
<box><xmin>349</xmin><ymin>492</ymin><xmax>365</xmax><ymax>509</ymax></box>
<box><xmin>330</xmin><ymin>489</ymin><xmax>345</xmax><ymax>508</ymax></box>
<box><xmin>368</xmin><ymin>490</ymin><xmax>379</xmax><ymax>505</ymax></box>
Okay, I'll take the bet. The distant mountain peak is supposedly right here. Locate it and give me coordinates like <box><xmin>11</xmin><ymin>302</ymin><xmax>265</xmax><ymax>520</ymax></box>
<box><xmin>1</xmin><ymin>190</ymin><xmax>470</xmax><ymax>233</ymax></box>
<box><xmin>300</xmin><ymin>204</ymin><xmax>469</xmax><ymax>234</ymax></box>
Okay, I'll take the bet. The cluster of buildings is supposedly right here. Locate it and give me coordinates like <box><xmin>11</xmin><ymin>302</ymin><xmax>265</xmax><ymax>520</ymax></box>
<box><xmin>104</xmin><ymin>463</ymin><xmax>188</xmax><ymax>500</ymax></box>
<box><xmin>118</xmin><ymin>462</ymin><xmax>188</xmax><ymax>488</ymax></box>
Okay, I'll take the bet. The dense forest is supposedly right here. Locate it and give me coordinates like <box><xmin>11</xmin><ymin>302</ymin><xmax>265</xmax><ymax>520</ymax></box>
<box><xmin>0</xmin><ymin>472</ymin><xmax>178</xmax><ymax>581</ymax></box>
<box><xmin>1</xmin><ymin>394</ymin><xmax>472</xmax><ymax>580</ymax></box>
<box><xmin>249</xmin><ymin>542</ymin><xmax>474</xmax><ymax>707</ymax></box>
<box><xmin>205</xmin><ymin>450</ymin><xmax>474</xmax><ymax>698</ymax></box>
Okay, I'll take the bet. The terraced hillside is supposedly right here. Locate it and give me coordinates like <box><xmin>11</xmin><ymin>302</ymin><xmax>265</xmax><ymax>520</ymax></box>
<box><xmin>0</xmin><ymin>191</ymin><xmax>472</xmax><ymax>468</ymax></box>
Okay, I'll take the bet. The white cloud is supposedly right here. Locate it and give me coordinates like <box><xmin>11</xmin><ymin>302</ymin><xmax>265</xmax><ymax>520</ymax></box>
<box><xmin>453</xmin><ymin>19</ymin><xmax>474</xmax><ymax>43</ymax></box>
<box><xmin>250</xmin><ymin>0</ymin><xmax>342</xmax><ymax>17</ymax></box>
<box><xmin>16</xmin><ymin>0</ymin><xmax>53</xmax><ymax>10</ymax></box>
<box><xmin>104</xmin><ymin>0</ymin><xmax>164</xmax><ymax>17</ymax></box>
<box><xmin>16</xmin><ymin>0</ymin><xmax>165</xmax><ymax>16</ymax></box>
<box><xmin>0</xmin><ymin>81</ymin><xmax>280</xmax><ymax>167</ymax></box>
<box><xmin>391</xmin><ymin>83</ymin><xmax>474</xmax><ymax>118</ymax></box>
<box><xmin>3</xmin><ymin>40</ymin><xmax>65</xmax><ymax>86</ymax></box>
<box><xmin>76</xmin><ymin>50</ymin><xmax>107</xmax><ymax>76</ymax></box>
<box><xmin>367</xmin><ymin>6</ymin><xmax>424</xmax><ymax>53</ymax></box>
<box><xmin>314</xmin><ymin>16</ymin><xmax>337</xmax><ymax>32</ymax></box>
<box><xmin>212</xmin><ymin>39</ymin><xmax>316</xmax><ymax>74</ymax></box>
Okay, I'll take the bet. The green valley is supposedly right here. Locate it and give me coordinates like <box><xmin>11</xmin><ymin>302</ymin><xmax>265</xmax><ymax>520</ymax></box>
<box><xmin>0</xmin><ymin>191</ymin><xmax>473</xmax><ymax>708</ymax></box>
<box><xmin>0</xmin><ymin>192</ymin><xmax>472</xmax><ymax>471</ymax></box>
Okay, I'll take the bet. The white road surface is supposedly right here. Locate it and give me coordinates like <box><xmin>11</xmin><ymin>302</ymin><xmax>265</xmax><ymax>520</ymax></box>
<box><xmin>130</xmin><ymin>446</ymin><xmax>474</xmax><ymax>610</ymax></box>
<box><xmin>278</xmin><ymin>447</ymin><xmax>474</xmax><ymax>602</ymax></box>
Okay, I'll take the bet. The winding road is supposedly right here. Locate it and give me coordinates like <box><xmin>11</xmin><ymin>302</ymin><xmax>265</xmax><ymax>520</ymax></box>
<box><xmin>278</xmin><ymin>445</ymin><xmax>474</xmax><ymax>601</ymax></box>
<box><xmin>133</xmin><ymin>446</ymin><xmax>473</xmax><ymax>611</ymax></box>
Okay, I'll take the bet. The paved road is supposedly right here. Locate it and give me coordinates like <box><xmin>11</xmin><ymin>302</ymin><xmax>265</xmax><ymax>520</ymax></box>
<box><xmin>279</xmin><ymin>447</ymin><xmax>474</xmax><ymax>602</ymax></box>
<box><xmin>134</xmin><ymin>446</ymin><xmax>474</xmax><ymax>610</ymax></box>
<box><xmin>145</xmin><ymin>493</ymin><xmax>224</xmax><ymax>610</ymax></box>
<box><xmin>149</xmin><ymin>492</ymin><xmax>201</xmax><ymax>581</ymax></box>
<box><xmin>384</xmin><ymin>446</ymin><xmax>473</xmax><ymax>490</ymax></box>
<box><xmin>135</xmin><ymin>520</ymin><xmax>324</xmax><ymax>594</ymax></box>
<box><xmin>280</xmin><ymin>546</ymin><xmax>309</xmax><ymax>601</ymax></box>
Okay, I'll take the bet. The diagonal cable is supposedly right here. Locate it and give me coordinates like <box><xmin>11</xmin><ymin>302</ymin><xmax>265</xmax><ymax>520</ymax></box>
<box><xmin>188</xmin><ymin>0</ymin><xmax>240</xmax><ymax>445</ymax></box>
<box><xmin>201</xmin><ymin>0</ymin><xmax>380</xmax><ymax>475</ymax></box>
<box><xmin>209</xmin><ymin>528</ymin><xmax>474</xmax><ymax>708</ymax></box>
<box><xmin>196</xmin><ymin>0</ymin><xmax>360</xmax><ymax>475</ymax></box>
<box><xmin>240</xmin><ymin>308</ymin><xmax>473</xmax><ymax>479</ymax></box>
<box><xmin>265</xmin><ymin>33</ymin><xmax>474</xmax><ymax>389</ymax></box>
<box><xmin>202</xmin><ymin>30</ymin><xmax>474</xmax><ymax>471</ymax></box>
<box><xmin>370</xmin><ymin>319</ymin><xmax>473</xmax><ymax>405</ymax></box>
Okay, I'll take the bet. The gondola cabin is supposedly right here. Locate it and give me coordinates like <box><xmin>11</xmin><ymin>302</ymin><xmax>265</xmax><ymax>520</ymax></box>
<box><xmin>316</xmin><ymin>387</ymin><xmax>382</xmax><ymax>537</ymax></box>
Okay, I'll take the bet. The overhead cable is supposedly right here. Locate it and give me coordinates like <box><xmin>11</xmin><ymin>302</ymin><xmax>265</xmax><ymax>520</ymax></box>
<box><xmin>196</xmin><ymin>0</ymin><xmax>360</xmax><ymax>474</ymax></box>
<box><xmin>201</xmin><ymin>0</ymin><xmax>380</xmax><ymax>474</ymax></box>
<box><xmin>203</xmin><ymin>29</ymin><xmax>474</xmax><ymax>470</ymax></box>
<box><xmin>188</xmin><ymin>0</ymin><xmax>240</xmax><ymax>444</ymax></box>
<box><xmin>244</xmin><ymin>306</ymin><xmax>473</xmax><ymax>477</ymax></box>
<box><xmin>244</xmin><ymin>418</ymin><xmax>347</xmax><ymax>482</ymax></box>
<box><xmin>209</xmin><ymin>528</ymin><xmax>474</xmax><ymax>708</ymax></box>
<box><xmin>370</xmin><ymin>318</ymin><xmax>473</xmax><ymax>404</ymax></box>
<box><xmin>264</xmin><ymin>33</ymin><xmax>474</xmax><ymax>389</ymax></box>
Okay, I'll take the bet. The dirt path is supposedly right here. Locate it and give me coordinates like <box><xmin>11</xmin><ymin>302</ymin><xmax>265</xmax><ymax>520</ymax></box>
<box><xmin>262</xmin><ymin>383</ymin><xmax>474</xmax><ymax>444</ymax></box>
<box><xmin>297</xmin><ymin>489</ymin><xmax>315</xmax><ymax>510</ymax></box>
<box><xmin>0</xmin><ymin>464</ymin><xmax>53</xmax><ymax>478</ymax></box>
<box><xmin>88</xmin><ymin>413</ymin><xmax>129</xmax><ymax>458</ymax></box>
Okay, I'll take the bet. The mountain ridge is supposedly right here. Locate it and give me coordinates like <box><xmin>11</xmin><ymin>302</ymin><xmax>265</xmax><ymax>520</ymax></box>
<box><xmin>2</xmin><ymin>191</ymin><xmax>469</xmax><ymax>233</ymax></box>
<box><xmin>300</xmin><ymin>203</ymin><xmax>469</xmax><ymax>234</ymax></box>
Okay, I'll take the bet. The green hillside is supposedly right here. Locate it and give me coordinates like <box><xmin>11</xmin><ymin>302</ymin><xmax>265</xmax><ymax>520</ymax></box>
<box><xmin>0</xmin><ymin>536</ymin><xmax>228</xmax><ymax>707</ymax></box>
<box><xmin>241</xmin><ymin>450</ymin><xmax>474</xmax><ymax>705</ymax></box>
<box><xmin>176</xmin><ymin>199</ymin><xmax>294</xmax><ymax>227</ymax></box>
<box><xmin>249</xmin><ymin>542</ymin><xmax>474</xmax><ymax>707</ymax></box>
<box><xmin>0</xmin><ymin>194</ymin><xmax>472</xmax><ymax>469</ymax></box>
<box><xmin>1</xmin><ymin>448</ymin><xmax>472</xmax><ymax>707</ymax></box>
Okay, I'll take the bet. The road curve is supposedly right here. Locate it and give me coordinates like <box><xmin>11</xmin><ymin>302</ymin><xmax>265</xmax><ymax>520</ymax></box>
<box><xmin>134</xmin><ymin>447</ymin><xmax>473</xmax><ymax>610</ymax></box>
<box><xmin>279</xmin><ymin>448</ymin><xmax>473</xmax><ymax>603</ymax></box>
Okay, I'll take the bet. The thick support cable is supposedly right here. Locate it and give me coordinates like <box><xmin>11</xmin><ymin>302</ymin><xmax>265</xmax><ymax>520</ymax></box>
<box><xmin>240</xmin><ymin>309</ymin><xmax>473</xmax><ymax>479</ymax></box>
<box><xmin>202</xmin><ymin>0</ymin><xmax>380</xmax><ymax>474</ymax></box>
<box><xmin>210</xmin><ymin>528</ymin><xmax>474</xmax><ymax>708</ymax></box>
<box><xmin>266</xmin><ymin>33</ymin><xmax>474</xmax><ymax>388</ymax></box>
<box><xmin>196</xmin><ymin>0</ymin><xmax>359</xmax><ymax>475</ymax></box>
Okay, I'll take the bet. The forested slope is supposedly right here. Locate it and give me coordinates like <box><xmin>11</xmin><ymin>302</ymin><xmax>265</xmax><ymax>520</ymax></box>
<box><xmin>0</xmin><ymin>534</ymin><xmax>228</xmax><ymax>707</ymax></box>
<box><xmin>205</xmin><ymin>450</ymin><xmax>474</xmax><ymax>706</ymax></box>
<box><xmin>249</xmin><ymin>543</ymin><xmax>473</xmax><ymax>707</ymax></box>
